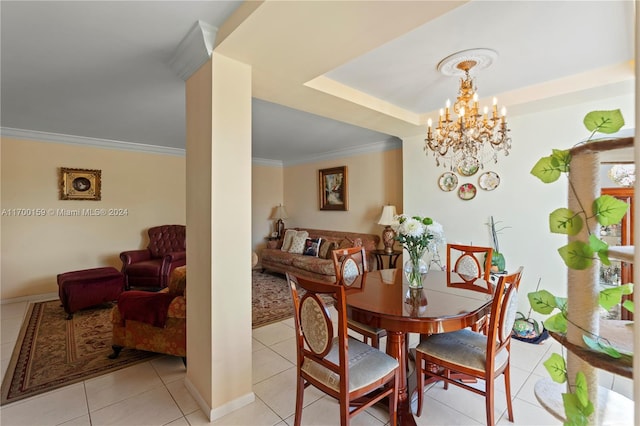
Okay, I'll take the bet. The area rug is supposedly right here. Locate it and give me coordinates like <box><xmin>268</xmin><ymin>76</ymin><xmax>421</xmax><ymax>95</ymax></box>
<box><xmin>252</xmin><ymin>270</ymin><xmax>334</xmax><ymax>328</ymax></box>
<box><xmin>1</xmin><ymin>300</ymin><xmax>156</xmax><ymax>406</ymax></box>
<box><xmin>252</xmin><ymin>270</ymin><xmax>296</xmax><ymax>328</ymax></box>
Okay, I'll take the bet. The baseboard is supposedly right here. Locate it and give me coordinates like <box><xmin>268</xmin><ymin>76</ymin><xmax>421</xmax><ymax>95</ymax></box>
<box><xmin>1</xmin><ymin>292</ymin><xmax>58</xmax><ymax>305</ymax></box>
<box><xmin>184</xmin><ymin>376</ymin><xmax>255</xmax><ymax>421</ymax></box>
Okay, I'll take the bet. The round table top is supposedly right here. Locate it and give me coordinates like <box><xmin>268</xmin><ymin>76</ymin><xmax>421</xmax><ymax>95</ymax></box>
<box><xmin>344</xmin><ymin>269</ymin><xmax>493</xmax><ymax>334</ymax></box>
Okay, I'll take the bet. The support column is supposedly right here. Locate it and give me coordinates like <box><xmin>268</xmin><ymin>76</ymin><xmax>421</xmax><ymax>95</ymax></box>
<box><xmin>184</xmin><ymin>52</ymin><xmax>253</xmax><ymax>420</ymax></box>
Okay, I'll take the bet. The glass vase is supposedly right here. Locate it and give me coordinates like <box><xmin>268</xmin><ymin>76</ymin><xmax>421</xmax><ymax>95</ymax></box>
<box><xmin>404</xmin><ymin>251</ymin><xmax>429</xmax><ymax>288</ymax></box>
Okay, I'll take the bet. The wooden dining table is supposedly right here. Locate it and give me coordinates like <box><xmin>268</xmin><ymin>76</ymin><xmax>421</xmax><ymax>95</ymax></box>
<box><xmin>344</xmin><ymin>268</ymin><xmax>493</xmax><ymax>426</ymax></box>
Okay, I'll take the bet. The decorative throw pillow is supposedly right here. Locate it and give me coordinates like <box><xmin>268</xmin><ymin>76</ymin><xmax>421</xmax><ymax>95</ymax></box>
<box><xmin>288</xmin><ymin>231</ymin><xmax>309</xmax><ymax>254</ymax></box>
<box><xmin>338</xmin><ymin>237</ymin><xmax>353</xmax><ymax>249</ymax></box>
<box><xmin>318</xmin><ymin>240</ymin><xmax>336</xmax><ymax>259</ymax></box>
<box><xmin>281</xmin><ymin>229</ymin><xmax>297</xmax><ymax>252</ymax></box>
<box><xmin>303</xmin><ymin>238</ymin><xmax>322</xmax><ymax>257</ymax></box>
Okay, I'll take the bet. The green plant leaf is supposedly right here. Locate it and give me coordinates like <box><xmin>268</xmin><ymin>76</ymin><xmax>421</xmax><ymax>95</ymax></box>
<box><xmin>583</xmin><ymin>335</ymin><xmax>621</xmax><ymax>358</ymax></box>
<box><xmin>543</xmin><ymin>353</ymin><xmax>567</xmax><ymax>383</ymax></box>
<box><xmin>551</xmin><ymin>149</ymin><xmax>571</xmax><ymax>171</ymax></box>
<box><xmin>597</xmin><ymin>250</ymin><xmax>611</xmax><ymax>266</ymax></box>
<box><xmin>531</xmin><ymin>156</ymin><xmax>562</xmax><ymax>183</ymax></box>
<box><xmin>549</xmin><ymin>208</ymin><xmax>582</xmax><ymax>235</ymax></box>
<box><xmin>620</xmin><ymin>283</ymin><xmax>634</xmax><ymax>295</ymax></box>
<box><xmin>558</xmin><ymin>241</ymin><xmax>594</xmax><ymax>270</ymax></box>
<box><xmin>588</xmin><ymin>234</ymin><xmax>610</xmax><ymax>266</ymax></box>
<box><xmin>555</xmin><ymin>296</ymin><xmax>568</xmax><ymax>313</ymax></box>
<box><xmin>563</xmin><ymin>392</ymin><xmax>594</xmax><ymax>426</ymax></box>
<box><xmin>599</xmin><ymin>286</ymin><xmax>624</xmax><ymax>311</ymax></box>
<box><xmin>593</xmin><ymin>195</ymin><xmax>628</xmax><ymax>226</ymax></box>
<box><xmin>583</xmin><ymin>109</ymin><xmax>625</xmax><ymax>134</ymax></box>
<box><xmin>574</xmin><ymin>372</ymin><xmax>589</xmax><ymax>408</ymax></box>
<box><xmin>528</xmin><ymin>290</ymin><xmax>558</xmax><ymax>314</ymax></box>
<box><xmin>622</xmin><ymin>299</ymin><xmax>634</xmax><ymax>313</ymax></box>
<box><xmin>544</xmin><ymin>312</ymin><xmax>568</xmax><ymax>333</ymax></box>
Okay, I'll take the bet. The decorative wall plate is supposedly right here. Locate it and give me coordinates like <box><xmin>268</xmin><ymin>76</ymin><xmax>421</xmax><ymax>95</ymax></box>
<box><xmin>457</xmin><ymin>158</ymin><xmax>480</xmax><ymax>176</ymax></box>
<box><xmin>438</xmin><ymin>172</ymin><xmax>458</xmax><ymax>192</ymax></box>
<box><xmin>478</xmin><ymin>171</ymin><xmax>500</xmax><ymax>191</ymax></box>
<box><xmin>458</xmin><ymin>183</ymin><xmax>477</xmax><ymax>201</ymax></box>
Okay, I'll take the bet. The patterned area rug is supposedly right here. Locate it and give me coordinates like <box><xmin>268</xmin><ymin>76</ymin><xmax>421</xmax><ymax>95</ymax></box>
<box><xmin>1</xmin><ymin>300</ymin><xmax>156</xmax><ymax>406</ymax></box>
<box><xmin>252</xmin><ymin>270</ymin><xmax>334</xmax><ymax>328</ymax></box>
<box><xmin>252</xmin><ymin>270</ymin><xmax>296</xmax><ymax>328</ymax></box>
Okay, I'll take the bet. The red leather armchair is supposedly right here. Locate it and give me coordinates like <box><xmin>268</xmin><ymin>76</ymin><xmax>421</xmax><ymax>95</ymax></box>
<box><xmin>120</xmin><ymin>225</ymin><xmax>186</xmax><ymax>290</ymax></box>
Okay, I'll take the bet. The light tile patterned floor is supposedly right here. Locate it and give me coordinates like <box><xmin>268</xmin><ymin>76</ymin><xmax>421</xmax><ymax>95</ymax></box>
<box><xmin>0</xmin><ymin>300</ymin><xmax>631</xmax><ymax>425</ymax></box>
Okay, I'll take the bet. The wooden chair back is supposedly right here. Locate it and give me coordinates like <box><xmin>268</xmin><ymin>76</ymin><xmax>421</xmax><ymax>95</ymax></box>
<box><xmin>332</xmin><ymin>246</ymin><xmax>367</xmax><ymax>286</ymax></box>
<box><xmin>446</xmin><ymin>243</ymin><xmax>493</xmax><ymax>294</ymax></box>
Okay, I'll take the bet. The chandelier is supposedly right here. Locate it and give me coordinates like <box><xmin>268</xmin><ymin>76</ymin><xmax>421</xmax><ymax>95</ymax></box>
<box><xmin>425</xmin><ymin>49</ymin><xmax>511</xmax><ymax>172</ymax></box>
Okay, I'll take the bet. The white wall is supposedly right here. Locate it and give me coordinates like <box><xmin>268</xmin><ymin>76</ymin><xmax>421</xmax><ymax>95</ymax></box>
<box><xmin>404</xmin><ymin>93</ymin><xmax>635</xmax><ymax>316</ymax></box>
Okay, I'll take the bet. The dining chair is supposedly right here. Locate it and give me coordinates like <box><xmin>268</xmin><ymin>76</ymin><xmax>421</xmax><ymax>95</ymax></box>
<box><xmin>446</xmin><ymin>243</ymin><xmax>494</xmax><ymax>294</ymax></box>
<box><xmin>414</xmin><ymin>266</ymin><xmax>524</xmax><ymax>426</ymax></box>
<box><xmin>286</xmin><ymin>273</ymin><xmax>400</xmax><ymax>426</ymax></box>
<box><xmin>446</xmin><ymin>243</ymin><xmax>494</xmax><ymax>333</ymax></box>
<box><xmin>332</xmin><ymin>246</ymin><xmax>387</xmax><ymax>348</ymax></box>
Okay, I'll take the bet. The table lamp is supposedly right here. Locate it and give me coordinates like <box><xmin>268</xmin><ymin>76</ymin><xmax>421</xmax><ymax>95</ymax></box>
<box><xmin>271</xmin><ymin>204</ymin><xmax>289</xmax><ymax>239</ymax></box>
<box><xmin>377</xmin><ymin>205</ymin><xmax>398</xmax><ymax>254</ymax></box>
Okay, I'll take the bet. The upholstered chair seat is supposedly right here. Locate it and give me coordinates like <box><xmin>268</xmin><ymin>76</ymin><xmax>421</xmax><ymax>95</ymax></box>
<box><xmin>301</xmin><ymin>337</ymin><xmax>399</xmax><ymax>393</ymax></box>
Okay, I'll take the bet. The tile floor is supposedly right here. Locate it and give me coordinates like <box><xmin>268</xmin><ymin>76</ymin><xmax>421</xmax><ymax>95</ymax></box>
<box><xmin>0</xmin><ymin>299</ymin><xmax>633</xmax><ymax>425</ymax></box>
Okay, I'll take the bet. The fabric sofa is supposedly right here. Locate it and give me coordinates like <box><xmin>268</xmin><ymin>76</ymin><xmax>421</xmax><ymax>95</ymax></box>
<box><xmin>261</xmin><ymin>228</ymin><xmax>380</xmax><ymax>282</ymax></box>
<box><xmin>109</xmin><ymin>266</ymin><xmax>186</xmax><ymax>362</ymax></box>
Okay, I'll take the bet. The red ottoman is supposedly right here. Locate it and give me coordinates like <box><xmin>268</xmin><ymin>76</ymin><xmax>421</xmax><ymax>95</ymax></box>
<box><xmin>57</xmin><ymin>267</ymin><xmax>125</xmax><ymax>319</ymax></box>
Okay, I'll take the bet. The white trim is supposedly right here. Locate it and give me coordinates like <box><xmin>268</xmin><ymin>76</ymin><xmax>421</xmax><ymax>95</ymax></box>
<box><xmin>283</xmin><ymin>137</ymin><xmax>402</xmax><ymax>166</ymax></box>
<box><xmin>1</xmin><ymin>127</ymin><xmax>186</xmax><ymax>157</ymax></box>
<box><xmin>252</xmin><ymin>158</ymin><xmax>283</xmax><ymax>167</ymax></box>
<box><xmin>184</xmin><ymin>376</ymin><xmax>255</xmax><ymax>422</ymax></box>
<box><xmin>1</xmin><ymin>128</ymin><xmax>403</xmax><ymax>165</ymax></box>
<box><xmin>169</xmin><ymin>21</ymin><xmax>218</xmax><ymax>81</ymax></box>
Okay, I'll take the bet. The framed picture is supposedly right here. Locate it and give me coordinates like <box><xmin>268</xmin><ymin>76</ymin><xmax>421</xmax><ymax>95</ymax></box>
<box><xmin>59</xmin><ymin>167</ymin><xmax>101</xmax><ymax>200</ymax></box>
<box><xmin>319</xmin><ymin>166</ymin><xmax>348</xmax><ymax>211</ymax></box>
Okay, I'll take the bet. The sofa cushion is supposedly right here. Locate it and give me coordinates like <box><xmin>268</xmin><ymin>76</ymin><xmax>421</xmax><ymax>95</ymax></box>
<box><xmin>303</xmin><ymin>238</ymin><xmax>322</xmax><ymax>257</ymax></box>
<box><xmin>289</xmin><ymin>231</ymin><xmax>309</xmax><ymax>254</ymax></box>
<box><xmin>262</xmin><ymin>250</ymin><xmax>297</xmax><ymax>266</ymax></box>
<box><xmin>318</xmin><ymin>240</ymin><xmax>337</xmax><ymax>259</ymax></box>
<box><xmin>281</xmin><ymin>229</ymin><xmax>297</xmax><ymax>252</ymax></box>
<box><xmin>292</xmin><ymin>257</ymin><xmax>336</xmax><ymax>276</ymax></box>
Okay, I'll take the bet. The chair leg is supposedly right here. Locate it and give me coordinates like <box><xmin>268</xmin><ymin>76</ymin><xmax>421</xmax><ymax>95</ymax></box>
<box><xmin>389</xmin><ymin>373</ymin><xmax>399</xmax><ymax>426</ymax></box>
<box><xmin>504</xmin><ymin>366</ymin><xmax>514</xmax><ymax>422</ymax></box>
<box><xmin>485</xmin><ymin>375</ymin><xmax>495</xmax><ymax>426</ymax></box>
<box><xmin>108</xmin><ymin>345</ymin><xmax>123</xmax><ymax>359</ymax></box>
<box><xmin>294</xmin><ymin>375</ymin><xmax>305</xmax><ymax>426</ymax></box>
<box><xmin>415</xmin><ymin>353</ymin><xmax>424</xmax><ymax>417</ymax></box>
<box><xmin>339</xmin><ymin>393</ymin><xmax>349</xmax><ymax>426</ymax></box>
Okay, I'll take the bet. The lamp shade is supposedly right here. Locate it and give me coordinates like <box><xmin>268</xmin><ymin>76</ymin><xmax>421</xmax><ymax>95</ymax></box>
<box><xmin>377</xmin><ymin>205</ymin><xmax>398</xmax><ymax>226</ymax></box>
<box><xmin>271</xmin><ymin>205</ymin><xmax>289</xmax><ymax>220</ymax></box>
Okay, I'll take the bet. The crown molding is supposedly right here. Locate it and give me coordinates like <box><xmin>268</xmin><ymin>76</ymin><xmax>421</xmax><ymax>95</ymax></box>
<box><xmin>2</xmin><ymin>128</ymin><xmax>404</xmax><ymax>165</ymax></box>
<box><xmin>169</xmin><ymin>20</ymin><xmax>218</xmax><ymax>81</ymax></box>
<box><xmin>1</xmin><ymin>127</ymin><xmax>186</xmax><ymax>157</ymax></box>
<box><xmin>283</xmin><ymin>137</ymin><xmax>402</xmax><ymax>166</ymax></box>
<box><xmin>252</xmin><ymin>158</ymin><xmax>284</xmax><ymax>167</ymax></box>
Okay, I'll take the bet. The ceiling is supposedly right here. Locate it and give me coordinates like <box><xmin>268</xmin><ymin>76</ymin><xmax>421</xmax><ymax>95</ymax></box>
<box><xmin>1</xmin><ymin>1</ymin><xmax>635</xmax><ymax>165</ymax></box>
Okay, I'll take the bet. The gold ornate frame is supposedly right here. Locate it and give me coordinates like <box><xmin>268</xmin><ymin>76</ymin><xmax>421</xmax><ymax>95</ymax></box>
<box><xmin>59</xmin><ymin>167</ymin><xmax>102</xmax><ymax>200</ymax></box>
<box><xmin>319</xmin><ymin>166</ymin><xmax>348</xmax><ymax>211</ymax></box>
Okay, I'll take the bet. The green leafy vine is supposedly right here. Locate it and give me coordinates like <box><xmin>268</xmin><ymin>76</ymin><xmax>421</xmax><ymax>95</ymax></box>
<box><xmin>528</xmin><ymin>109</ymin><xmax>633</xmax><ymax>425</ymax></box>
